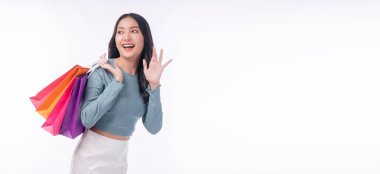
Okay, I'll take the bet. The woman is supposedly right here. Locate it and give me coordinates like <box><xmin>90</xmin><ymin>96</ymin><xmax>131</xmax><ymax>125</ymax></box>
<box><xmin>70</xmin><ymin>13</ymin><xmax>172</xmax><ymax>174</ymax></box>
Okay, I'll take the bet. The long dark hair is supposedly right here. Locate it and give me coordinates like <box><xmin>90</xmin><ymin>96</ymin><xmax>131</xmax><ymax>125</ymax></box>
<box><xmin>108</xmin><ymin>13</ymin><xmax>153</xmax><ymax>103</ymax></box>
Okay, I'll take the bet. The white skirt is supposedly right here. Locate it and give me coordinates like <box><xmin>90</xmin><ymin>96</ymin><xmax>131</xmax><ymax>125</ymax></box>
<box><xmin>70</xmin><ymin>130</ymin><xmax>129</xmax><ymax>174</ymax></box>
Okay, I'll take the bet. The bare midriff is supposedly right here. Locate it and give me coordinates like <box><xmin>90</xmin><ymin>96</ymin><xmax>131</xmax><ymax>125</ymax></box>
<box><xmin>90</xmin><ymin>127</ymin><xmax>130</xmax><ymax>141</ymax></box>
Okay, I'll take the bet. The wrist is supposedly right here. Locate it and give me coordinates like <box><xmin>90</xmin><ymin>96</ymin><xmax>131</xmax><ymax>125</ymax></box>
<box><xmin>149</xmin><ymin>82</ymin><xmax>160</xmax><ymax>90</ymax></box>
<box><xmin>115</xmin><ymin>77</ymin><xmax>123</xmax><ymax>83</ymax></box>
<box><xmin>114</xmin><ymin>74</ymin><xmax>123</xmax><ymax>83</ymax></box>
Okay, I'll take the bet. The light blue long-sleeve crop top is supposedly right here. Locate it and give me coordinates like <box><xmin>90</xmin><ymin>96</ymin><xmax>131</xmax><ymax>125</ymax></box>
<box><xmin>80</xmin><ymin>59</ymin><xmax>163</xmax><ymax>136</ymax></box>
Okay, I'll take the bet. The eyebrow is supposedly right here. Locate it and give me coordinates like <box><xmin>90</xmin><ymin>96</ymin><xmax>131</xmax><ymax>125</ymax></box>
<box><xmin>117</xmin><ymin>26</ymin><xmax>140</xmax><ymax>30</ymax></box>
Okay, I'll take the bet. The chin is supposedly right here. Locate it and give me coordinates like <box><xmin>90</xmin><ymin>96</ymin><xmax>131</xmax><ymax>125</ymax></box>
<box><xmin>120</xmin><ymin>53</ymin><xmax>137</xmax><ymax>59</ymax></box>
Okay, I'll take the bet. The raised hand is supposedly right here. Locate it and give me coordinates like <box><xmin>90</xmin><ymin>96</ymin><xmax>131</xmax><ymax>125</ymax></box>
<box><xmin>98</xmin><ymin>53</ymin><xmax>123</xmax><ymax>82</ymax></box>
<box><xmin>143</xmin><ymin>47</ymin><xmax>172</xmax><ymax>90</ymax></box>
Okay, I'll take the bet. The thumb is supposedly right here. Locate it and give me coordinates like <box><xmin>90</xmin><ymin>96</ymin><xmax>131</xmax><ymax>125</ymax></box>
<box><xmin>114</xmin><ymin>59</ymin><xmax>119</xmax><ymax>70</ymax></box>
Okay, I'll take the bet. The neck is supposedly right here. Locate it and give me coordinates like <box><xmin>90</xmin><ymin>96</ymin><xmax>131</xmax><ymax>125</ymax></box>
<box><xmin>116</xmin><ymin>57</ymin><xmax>139</xmax><ymax>75</ymax></box>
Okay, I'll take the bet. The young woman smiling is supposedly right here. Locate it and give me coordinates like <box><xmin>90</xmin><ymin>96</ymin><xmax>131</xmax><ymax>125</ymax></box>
<box><xmin>70</xmin><ymin>13</ymin><xmax>172</xmax><ymax>174</ymax></box>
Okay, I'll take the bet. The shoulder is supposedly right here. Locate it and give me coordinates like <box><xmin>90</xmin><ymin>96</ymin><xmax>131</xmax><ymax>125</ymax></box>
<box><xmin>88</xmin><ymin>65</ymin><xmax>107</xmax><ymax>84</ymax></box>
<box><xmin>90</xmin><ymin>67</ymin><xmax>106</xmax><ymax>78</ymax></box>
<box><xmin>91</xmin><ymin>59</ymin><xmax>115</xmax><ymax>77</ymax></box>
<box><xmin>87</xmin><ymin>59</ymin><xmax>115</xmax><ymax>83</ymax></box>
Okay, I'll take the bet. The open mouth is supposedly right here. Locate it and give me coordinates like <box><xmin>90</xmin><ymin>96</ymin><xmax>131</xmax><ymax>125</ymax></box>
<box><xmin>122</xmin><ymin>44</ymin><xmax>135</xmax><ymax>49</ymax></box>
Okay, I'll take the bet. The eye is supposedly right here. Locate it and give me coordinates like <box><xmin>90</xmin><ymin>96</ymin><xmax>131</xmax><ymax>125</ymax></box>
<box><xmin>131</xmin><ymin>29</ymin><xmax>139</xmax><ymax>33</ymax></box>
<box><xmin>117</xmin><ymin>30</ymin><xmax>124</xmax><ymax>34</ymax></box>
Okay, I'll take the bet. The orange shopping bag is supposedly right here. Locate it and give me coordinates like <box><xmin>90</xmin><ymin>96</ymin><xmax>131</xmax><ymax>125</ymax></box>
<box><xmin>35</xmin><ymin>65</ymin><xmax>85</xmax><ymax>118</ymax></box>
<box><xmin>29</xmin><ymin>66</ymin><xmax>77</xmax><ymax>109</ymax></box>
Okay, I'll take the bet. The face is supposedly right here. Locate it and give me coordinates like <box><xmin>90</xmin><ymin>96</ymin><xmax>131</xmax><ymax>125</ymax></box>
<box><xmin>115</xmin><ymin>17</ymin><xmax>144</xmax><ymax>60</ymax></box>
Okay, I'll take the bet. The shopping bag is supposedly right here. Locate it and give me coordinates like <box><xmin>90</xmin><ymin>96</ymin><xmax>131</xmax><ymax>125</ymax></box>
<box><xmin>59</xmin><ymin>74</ymin><xmax>88</xmax><ymax>139</ymax></box>
<box><xmin>41</xmin><ymin>67</ymin><xmax>88</xmax><ymax>135</ymax></box>
<box><xmin>30</xmin><ymin>58</ymin><xmax>103</xmax><ymax>138</ymax></box>
<box><xmin>29</xmin><ymin>65</ymin><xmax>77</xmax><ymax>109</ymax></box>
<box><xmin>34</xmin><ymin>65</ymin><xmax>82</xmax><ymax>119</ymax></box>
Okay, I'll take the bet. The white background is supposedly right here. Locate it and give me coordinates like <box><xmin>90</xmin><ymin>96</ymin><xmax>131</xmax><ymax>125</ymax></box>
<box><xmin>1</xmin><ymin>0</ymin><xmax>380</xmax><ymax>173</ymax></box>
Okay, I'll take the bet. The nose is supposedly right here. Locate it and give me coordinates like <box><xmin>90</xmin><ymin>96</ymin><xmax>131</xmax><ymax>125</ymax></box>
<box><xmin>123</xmin><ymin>31</ymin><xmax>132</xmax><ymax>41</ymax></box>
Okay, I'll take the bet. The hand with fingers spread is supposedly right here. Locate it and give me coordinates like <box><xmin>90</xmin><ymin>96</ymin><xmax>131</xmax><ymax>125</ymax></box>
<box><xmin>143</xmin><ymin>47</ymin><xmax>172</xmax><ymax>90</ymax></box>
<box><xmin>98</xmin><ymin>53</ymin><xmax>123</xmax><ymax>83</ymax></box>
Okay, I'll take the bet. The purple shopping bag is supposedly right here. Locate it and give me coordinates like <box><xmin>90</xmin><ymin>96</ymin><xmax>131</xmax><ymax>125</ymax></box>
<box><xmin>59</xmin><ymin>74</ymin><xmax>89</xmax><ymax>139</ymax></box>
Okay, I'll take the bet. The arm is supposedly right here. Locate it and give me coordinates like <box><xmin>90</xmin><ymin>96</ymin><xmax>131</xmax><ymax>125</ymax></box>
<box><xmin>142</xmin><ymin>47</ymin><xmax>172</xmax><ymax>135</ymax></box>
<box><xmin>80</xmin><ymin>70</ymin><xmax>124</xmax><ymax>128</ymax></box>
<box><xmin>142</xmin><ymin>85</ymin><xmax>163</xmax><ymax>134</ymax></box>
